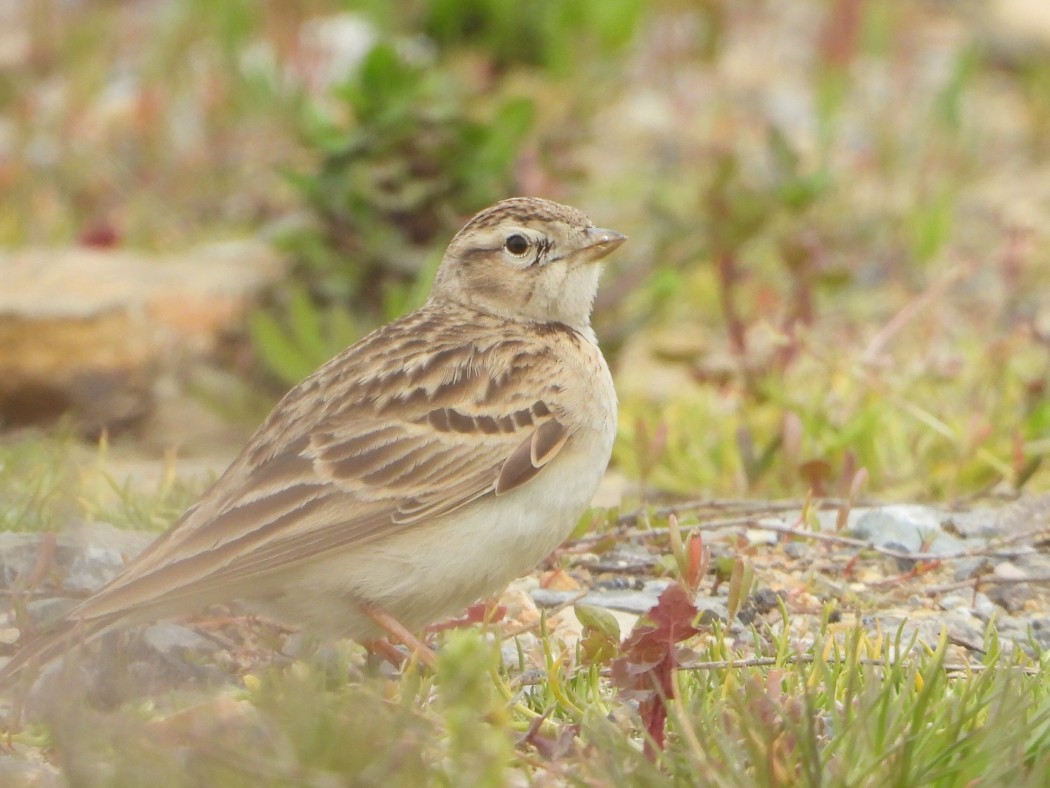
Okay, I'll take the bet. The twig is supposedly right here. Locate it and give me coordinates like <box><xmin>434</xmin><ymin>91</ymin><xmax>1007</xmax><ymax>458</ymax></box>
<box><xmin>923</xmin><ymin>573</ymin><xmax>1050</xmax><ymax>595</ymax></box>
<box><xmin>749</xmin><ymin>520</ymin><xmax>1031</xmax><ymax>562</ymax></box>
<box><xmin>574</xmin><ymin>513</ymin><xmax>1034</xmax><ymax>564</ymax></box>
<box><xmin>612</xmin><ymin>497</ymin><xmax>866</xmax><ymax>529</ymax></box>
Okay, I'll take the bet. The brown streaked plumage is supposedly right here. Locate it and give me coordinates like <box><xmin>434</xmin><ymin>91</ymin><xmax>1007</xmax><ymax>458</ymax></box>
<box><xmin>0</xmin><ymin>197</ymin><xmax>625</xmax><ymax>686</ymax></box>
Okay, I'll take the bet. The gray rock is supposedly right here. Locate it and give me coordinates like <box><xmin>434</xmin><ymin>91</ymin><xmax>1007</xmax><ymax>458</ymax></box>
<box><xmin>1030</xmin><ymin>620</ymin><xmax>1050</xmax><ymax>650</ymax></box>
<box><xmin>139</xmin><ymin>622</ymin><xmax>219</xmax><ymax>656</ymax></box>
<box><xmin>0</xmin><ymin>532</ymin><xmax>50</xmax><ymax>588</ymax></box>
<box><xmin>694</xmin><ymin>596</ymin><xmax>730</xmax><ymax>625</ymax></box>
<box><xmin>938</xmin><ymin>591</ymin><xmax>997</xmax><ymax>619</ymax></box>
<box><xmin>24</xmin><ymin>624</ymin><xmax>230</xmax><ymax>720</ymax></box>
<box><xmin>986</xmin><ymin>583</ymin><xmax>1030</xmax><ymax>614</ymax></box>
<box><xmin>970</xmin><ymin>592</ymin><xmax>998</xmax><ymax>621</ymax></box>
<box><xmin>783</xmin><ymin>541</ymin><xmax>808</xmax><ymax>559</ymax></box>
<box><xmin>0</xmin><ymin>240</ymin><xmax>286</xmax><ymax>432</ymax></box>
<box><xmin>941</xmin><ymin>508</ymin><xmax>1007</xmax><ymax>540</ymax></box>
<box><xmin>851</xmin><ymin>506</ymin><xmax>968</xmax><ymax>554</ymax></box>
<box><xmin>24</xmin><ymin>597</ymin><xmax>78</xmax><ymax>627</ymax></box>
<box><xmin>532</xmin><ymin>579</ymin><xmax>722</xmax><ymax>618</ymax></box>
<box><xmin>587</xmin><ymin>543</ymin><xmax>658</xmax><ymax>574</ymax></box>
<box><xmin>943</xmin><ymin>609</ymin><xmax>987</xmax><ymax>645</ymax></box>
<box><xmin>0</xmin><ymin>522</ymin><xmax>153</xmax><ymax>598</ymax></box>
<box><xmin>993</xmin><ymin>561</ymin><xmax>1031</xmax><ymax>580</ymax></box>
<box><xmin>939</xmin><ymin>593</ymin><xmax>973</xmax><ymax>612</ymax></box>
<box><xmin>995</xmin><ymin>494</ymin><xmax>1050</xmax><ymax>536</ymax></box>
<box><xmin>1014</xmin><ymin>552</ymin><xmax>1050</xmax><ymax>575</ymax></box>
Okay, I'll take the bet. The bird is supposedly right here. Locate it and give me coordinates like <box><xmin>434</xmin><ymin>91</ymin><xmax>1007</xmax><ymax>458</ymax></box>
<box><xmin>0</xmin><ymin>196</ymin><xmax>625</xmax><ymax>687</ymax></box>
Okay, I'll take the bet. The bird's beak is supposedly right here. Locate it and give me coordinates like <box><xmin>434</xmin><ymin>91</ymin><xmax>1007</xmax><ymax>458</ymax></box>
<box><xmin>576</xmin><ymin>226</ymin><xmax>627</xmax><ymax>264</ymax></box>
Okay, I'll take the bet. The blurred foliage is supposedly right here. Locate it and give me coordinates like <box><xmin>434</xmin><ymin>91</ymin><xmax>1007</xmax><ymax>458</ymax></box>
<box><xmin>0</xmin><ymin>0</ymin><xmax>1047</xmax><ymax>499</ymax></box>
<box><xmin>600</xmin><ymin>0</ymin><xmax>1050</xmax><ymax>501</ymax></box>
<box><xmin>421</xmin><ymin>0</ymin><xmax>644</xmax><ymax>73</ymax></box>
<box><xmin>0</xmin><ymin>432</ymin><xmax>203</xmax><ymax>533</ymax></box>
<box><xmin>254</xmin><ymin>42</ymin><xmax>534</xmax><ymax>381</ymax></box>
<box><xmin>251</xmin><ymin>0</ymin><xmax>643</xmax><ymax>384</ymax></box>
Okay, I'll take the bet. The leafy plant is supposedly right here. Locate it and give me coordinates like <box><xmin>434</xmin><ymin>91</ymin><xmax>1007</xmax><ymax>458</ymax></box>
<box><xmin>610</xmin><ymin>583</ymin><xmax>701</xmax><ymax>755</ymax></box>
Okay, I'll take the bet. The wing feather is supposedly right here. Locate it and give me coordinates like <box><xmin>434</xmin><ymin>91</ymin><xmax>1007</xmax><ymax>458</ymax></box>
<box><xmin>71</xmin><ymin>310</ymin><xmax>579</xmax><ymax>624</ymax></box>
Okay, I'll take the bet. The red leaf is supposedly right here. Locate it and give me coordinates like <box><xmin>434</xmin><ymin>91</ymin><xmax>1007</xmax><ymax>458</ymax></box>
<box><xmin>610</xmin><ymin>584</ymin><xmax>703</xmax><ymax>756</ymax></box>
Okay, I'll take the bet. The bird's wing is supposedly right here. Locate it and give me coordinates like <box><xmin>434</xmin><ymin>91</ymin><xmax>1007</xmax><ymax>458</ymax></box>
<box><xmin>71</xmin><ymin>314</ymin><xmax>576</xmax><ymax>622</ymax></box>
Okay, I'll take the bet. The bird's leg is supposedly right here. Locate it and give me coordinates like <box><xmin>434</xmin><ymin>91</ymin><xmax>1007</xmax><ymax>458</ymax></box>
<box><xmin>359</xmin><ymin>604</ymin><xmax>437</xmax><ymax>669</ymax></box>
<box><xmin>426</xmin><ymin>599</ymin><xmax>507</xmax><ymax>633</ymax></box>
<box><xmin>362</xmin><ymin>637</ymin><xmax>407</xmax><ymax>669</ymax></box>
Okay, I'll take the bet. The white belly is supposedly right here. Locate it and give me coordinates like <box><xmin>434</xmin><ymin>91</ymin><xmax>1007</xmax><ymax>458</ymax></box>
<box><xmin>267</xmin><ymin>427</ymin><xmax>613</xmax><ymax>638</ymax></box>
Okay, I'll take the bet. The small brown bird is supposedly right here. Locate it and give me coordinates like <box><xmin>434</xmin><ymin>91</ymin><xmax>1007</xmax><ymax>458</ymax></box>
<box><xmin>0</xmin><ymin>197</ymin><xmax>625</xmax><ymax>684</ymax></box>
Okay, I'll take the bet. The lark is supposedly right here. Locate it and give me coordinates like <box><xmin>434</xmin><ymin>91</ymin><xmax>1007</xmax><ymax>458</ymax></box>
<box><xmin>0</xmin><ymin>197</ymin><xmax>624</xmax><ymax>682</ymax></box>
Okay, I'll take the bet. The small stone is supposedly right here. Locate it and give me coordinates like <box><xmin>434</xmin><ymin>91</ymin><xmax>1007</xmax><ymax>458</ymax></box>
<box><xmin>744</xmin><ymin>528</ymin><xmax>778</xmax><ymax>546</ymax></box>
<box><xmin>942</xmin><ymin>509</ymin><xmax>1005</xmax><ymax>540</ymax></box>
<box><xmin>881</xmin><ymin>541</ymin><xmax>917</xmax><ymax>572</ymax></box>
<box><xmin>986</xmin><ymin>583</ymin><xmax>1029</xmax><ymax>613</ymax></box>
<box><xmin>992</xmin><ymin>561</ymin><xmax>1029</xmax><ymax>580</ymax></box>
<box><xmin>531</xmin><ymin>578</ymin><xmax>687</xmax><ymax>617</ymax></box>
<box><xmin>694</xmin><ymin>596</ymin><xmax>729</xmax><ymax>625</ymax></box>
<box><xmin>954</xmin><ymin>557</ymin><xmax>992</xmax><ymax>582</ymax></box>
<box><xmin>749</xmin><ymin>588</ymin><xmax>783</xmax><ymax>616</ymax></box>
<box><xmin>139</xmin><ymin>622</ymin><xmax>219</xmax><ymax>656</ymax></box>
<box><xmin>587</xmin><ymin>543</ymin><xmax>657</xmax><ymax>573</ymax></box>
<box><xmin>943</xmin><ymin>610</ymin><xmax>986</xmax><ymax>645</ymax></box>
<box><xmin>970</xmin><ymin>592</ymin><xmax>998</xmax><ymax>621</ymax></box>
<box><xmin>1015</xmin><ymin>552</ymin><xmax>1050</xmax><ymax>574</ymax></box>
<box><xmin>939</xmin><ymin>593</ymin><xmax>971</xmax><ymax>611</ymax></box>
<box><xmin>852</xmin><ymin>506</ymin><xmax>967</xmax><ymax>554</ymax></box>
<box><xmin>530</xmin><ymin>589</ymin><xmax>577</xmax><ymax>609</ymax></box>
<box><xmin>783</xmin><ymin>541</ymin><xmax>808</xmax><ymax>559</ymax></box>
<box><xmin>593</xmin><ymin>576</ymin><xmax>644</xmax><ymax>591</ymax></box>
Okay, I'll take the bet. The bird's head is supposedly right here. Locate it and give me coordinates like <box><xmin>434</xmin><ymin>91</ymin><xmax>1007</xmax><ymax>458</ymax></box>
<box><xmin>430</xmin><ymin>197</ymin><xmax>626</xmax><ymax>332</ymax></box>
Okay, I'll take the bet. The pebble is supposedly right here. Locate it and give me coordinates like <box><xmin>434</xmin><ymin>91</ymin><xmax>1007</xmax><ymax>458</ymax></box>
<box><xmin>851</xmin><ymin>506</ymin><xmax>968</xmax><ymax>555</ymax></box>
<box><xmin>532</xmin><ymin>579</ymin><xmax>673</xmax><ymax>614</ymax></box>
<box><xmin>993</xmin><ymin>561</ymin><xmax>1029</xmax><ymax>580</ymax></box>
<box><xmin>587</xmin><ymin>543</ymin><xmax>658</xmax><ymax>573</ymax></box>
<box><xmin>783</xmin><ymin>541</ymin><xmax>808</xmax><ymax>559</ymax></box>
<box><xmin>986</xmin><ymin>583</ymin><xmax>1029</xmax><ymax>614</ymax></box>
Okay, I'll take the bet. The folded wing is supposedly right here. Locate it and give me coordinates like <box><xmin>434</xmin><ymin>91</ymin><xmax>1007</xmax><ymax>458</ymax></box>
<box><xmin>70</xmin><ymin>320</ymin><xmax>572</xmax><ymax>623</ymax></box>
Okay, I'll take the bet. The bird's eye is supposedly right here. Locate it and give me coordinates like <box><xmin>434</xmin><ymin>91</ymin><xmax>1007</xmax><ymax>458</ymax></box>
<box><xmin>504</xmin><ymin>234</ymin><xmax>530</xmax><ymax>256</ymax></box>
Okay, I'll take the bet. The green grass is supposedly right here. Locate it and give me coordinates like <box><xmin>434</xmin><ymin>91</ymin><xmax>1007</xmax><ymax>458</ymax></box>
<box><xmin>19</xmin><ymin>609</ymin><xmax>1049</xmax><ymax>786</ymax></box>
<box><xmin>0</xmin><ymin>432</ymin><xmax>204</xmax><ymax>533</ymax></box>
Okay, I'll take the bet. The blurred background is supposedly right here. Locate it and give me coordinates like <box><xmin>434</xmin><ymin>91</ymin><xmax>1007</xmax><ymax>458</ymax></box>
<box><xmin>1</xmin><ymin>0</ymin><xmax>1049</xmax><ymax>527</ymax></box>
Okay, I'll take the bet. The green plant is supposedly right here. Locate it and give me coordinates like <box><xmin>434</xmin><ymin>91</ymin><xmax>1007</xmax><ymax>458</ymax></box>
<box><xmin>253</xmin><ymin>40</ymin><xmax>534</xmax><ymax>385</ymax></box>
